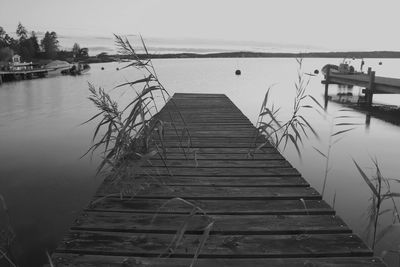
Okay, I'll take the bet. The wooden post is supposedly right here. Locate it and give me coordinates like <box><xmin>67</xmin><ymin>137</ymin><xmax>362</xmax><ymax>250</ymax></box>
<box><xmin>366</xmin><ymin>71</ymin><xmax>375</xmax><ymax>108</ymax></box>
<box><xmin>365</xmin><ymin>113</ymin><xmax>371</xmax><ymax>129</ymax></box>
<box><xmin>324</xmin><ymin>67</ymin><xmax>330</xmax><ymax>110</ymax></box>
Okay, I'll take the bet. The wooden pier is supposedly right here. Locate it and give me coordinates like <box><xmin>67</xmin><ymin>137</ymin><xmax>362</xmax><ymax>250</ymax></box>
<box><xmin>322</xmin><ymin>67</ymin><xmax>400</xmax><ymax>108</ymax></box>
<box><xmin>51</xmin><ymin>93</ymin><xmax>385</xmax><ymax>266</ymax></box>
<box><xmin>0</xmin><ymin>68</ymin><xmax>48</xmax><ymax>83</ymax></box>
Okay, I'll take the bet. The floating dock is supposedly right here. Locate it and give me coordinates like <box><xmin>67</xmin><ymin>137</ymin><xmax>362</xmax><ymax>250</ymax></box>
<box><xmin>51</xmin><ymin>93</ymin><xmax>385</xmax><ymax>266</ymax></box>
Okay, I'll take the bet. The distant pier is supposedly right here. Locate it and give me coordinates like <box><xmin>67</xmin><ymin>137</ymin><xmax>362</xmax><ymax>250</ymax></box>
<box><xmin>0</xmin><ymin>68</ymin><xmax>48</xmax><ymax>84</ymax></box>
<box><xmin>322</xmin><ymin>67</ymin><xmax>400</xmax><ymax>108</ymax></box>
<box><xmin>51</xmin><ymin>93</ymin><xmax>385</xmax><ymax>266</ymax></box>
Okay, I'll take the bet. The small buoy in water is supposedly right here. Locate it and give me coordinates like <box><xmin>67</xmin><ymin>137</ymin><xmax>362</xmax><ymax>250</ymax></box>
<box><xmin>101</xmin><ymin>67</ymin><xmax>104</xmax><ymax>70</ymax></box>
<box><xmin>235</xmin><ymin>69</ymin><xmax>241</xmax><ymax>75</ymax></box>
<box><xmin>116</xmin><ymin>67</ymin><xmax>119</xmax><ymax>71</ymax></box>
<box><xmin>314</xmin><ymin>69</ymin><xmax>319</xmax><ymax>74</ymax></box>
<box><xmin>379</xmin><ymin>62</ymin><xmax>382</xmax><ymax>65</ymax></box>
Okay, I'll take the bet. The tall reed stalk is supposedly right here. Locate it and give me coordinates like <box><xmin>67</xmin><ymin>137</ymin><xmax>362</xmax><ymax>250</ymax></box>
<box><xmin>85</xmin><ymin>35</ymin><xmax>212</xmax><ymax>266</ymax></box>
<box><xmin>252</xmin><ymin>58</ymin><xmax>321</xmax><ymax>157</ymax></box>
<box><xmin>313</xmin><ymin>109</ymin><xmax>360</xmax><ymax>197</ymax></box>
<box><xmin>84</xmin><ymin>35</ymin><xmax>186</xmax><ymax>199</ymax></box>
<box><xmin>353</xmin><ymin>158</ymin><xmax>400</xmax><ymax>250</ymax></box>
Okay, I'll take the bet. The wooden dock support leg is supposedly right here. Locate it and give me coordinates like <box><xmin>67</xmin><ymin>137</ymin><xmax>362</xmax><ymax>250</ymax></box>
<box><xmin>365</xmin><ymin>114</ymin><xmax>371</xmax><ymax>129</ymax></box>
<box><xmin>366</xmin><ymin>71</ymin><xmax>375</xmax><ymax>108</ymax></box>
<box><xmin>324</xmin><ymin>67</ymin><xmax>330</xmax><ymax>110</ymax></box>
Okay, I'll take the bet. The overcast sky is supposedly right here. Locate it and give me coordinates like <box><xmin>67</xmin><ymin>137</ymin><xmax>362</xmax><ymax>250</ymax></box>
<box><xmin>1</xmin><ymin>0</ymin><xmax>399</xmax><ymax>52</ymax></box>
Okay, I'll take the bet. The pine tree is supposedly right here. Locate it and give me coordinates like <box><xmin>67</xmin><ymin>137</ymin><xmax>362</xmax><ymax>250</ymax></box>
<box><xmin>40</xmin><ymin>31</ymin><xmax>59</xmax><ymax>59</ymax></box>
<box><xmin>16</xmin><ymin>22</ymin><xmax>27</xmax><ymax>40</ymax></box>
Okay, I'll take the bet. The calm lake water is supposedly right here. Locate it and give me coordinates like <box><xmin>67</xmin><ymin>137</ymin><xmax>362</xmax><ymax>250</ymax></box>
<box><xmin>1</xmin><ymin>58</ymin><xmax>400</xmax><ymax>266</ymax></box>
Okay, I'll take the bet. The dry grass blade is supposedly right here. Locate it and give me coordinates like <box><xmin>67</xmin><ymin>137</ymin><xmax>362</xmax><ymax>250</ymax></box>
<box><xmin>46</xmin><ymin>251</ymin><xmax>55</xmax><ymax>267</ymax></box>
<box><xmin>0</xmin><ymin>249</ymin><xmax>17</xmax><ymax>267</ymax></box>
<box><xmin>194</xmin><ymin>150</ymin><xmax>199</xmax><ymax>168</ymax></box>
<box><xmin>313</xmin><ymin>146</ymin><xmax>327</xmax><ymax>158</ymax></box>
<box><xmin>332</xmin><ymin>128</ymin><xmax>356</xmax><ymax>137</ymax></box>
<box><xmin>334</xmin><ymin>115</ymin><xmax>356</xmax><ymax>119</ymax></box>
<box><xmin>332</xmin><ymin>191</ymin><xmax>337</xmax><ymax>209</ymax></box>
<box><xmin>383</xmin><ymin>193</ymin><xmax>400</xmax><ymax>199</ymax></box>
<box><xmin>151</xmin><ymin>197</ymin><xmax>208</xmax><ymax>224</ymax></box>
<box><xmin>189</xmin><ymin>221</ymin><xmax>214</xmax><ymax>267</ymax></box>
<box><xmin>307</xmin><ymin>94</ymin><xmax>324</xmax><ymax>110</ymax></box>
<box><xmin>140</xmin><ymin>34</ymin><xmax>149</xmax><ymax>55</ymax></box>
<box><xmin>334</xmin><ymin>123</ymin><xmax>363</xmax><ymax>126</ymax></box>
<box><xmin>287</xmin><ymin>133</ymin><xmax>301</xmax><ymax>158</ymax></box>
<box><xmin>113</xmin><ymin>75</ymin><xmax>153</xmax><ymax>90</ymax></box>
<box><xmin>165</xmin><ymin>207</ymin><xmax>197</xmax><ymax>254</ymax></box>
<box><xmin>299</xmin><ymin>198</ymin><xmax>309</xmax><ymax>215</ymax></box>
<box><xmin>353</xmin><ymin>159</ymin><xmax>379</xmax><ymax>198</ymax></box>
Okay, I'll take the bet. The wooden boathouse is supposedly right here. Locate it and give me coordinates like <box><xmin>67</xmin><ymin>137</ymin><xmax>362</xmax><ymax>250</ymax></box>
<box><xmin>51</xmin><ymin>93</ymin><xmax>386</xmax><ymax>266</ymax></box>
<box><xmin>0</xmin><ymin>54</ymin><xmax>48</xmax><ymax>84</ymax></box>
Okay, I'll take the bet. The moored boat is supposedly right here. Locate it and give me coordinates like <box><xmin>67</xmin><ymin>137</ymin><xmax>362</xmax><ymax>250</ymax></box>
<box><xmin>321</xmin><ymin>63</ymin><xmax>359</xmax><ymax>76</ymax></box>
<box><xmin>61</xmin><ymin>63</ymin><xmax>90</xmax><ymax>75</ymax></box>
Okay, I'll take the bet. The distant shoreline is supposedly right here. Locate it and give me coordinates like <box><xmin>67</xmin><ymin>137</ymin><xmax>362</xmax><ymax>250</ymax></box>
<box><xmin>138</xmin><ymin>51</ymin><xmax>400</xmax><ymax>58</ymax></box>
<box><xmin>83</xmin><ymin>50</ymin><xmax>400</xmax><ymax>63</ymax></box>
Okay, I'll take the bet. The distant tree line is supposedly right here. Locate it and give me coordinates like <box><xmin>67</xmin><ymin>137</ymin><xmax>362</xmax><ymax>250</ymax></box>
<box><xmin>0</xmin><ymin>22</ymin><xmax>89</xmax><ymax>63</ymax></box>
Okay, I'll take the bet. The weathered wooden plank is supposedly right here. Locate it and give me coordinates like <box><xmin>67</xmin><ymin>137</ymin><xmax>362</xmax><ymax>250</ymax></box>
<box><xmin>56</xmin><ymin>231</ymin><xmax>371</xmax><ymax>258</ymax></box>
<box><xmin>152</xmin><ymin>137</ymin><xmax>266</xmax><ymax>143</ymax></box>
<box><xmin>50</xmin><ymin>254</ymin><xmax>388</xmax><ymax>267</ymax></box>
<box><xmin>152</xmin><ymin>142</ymin><xmax>268</xmax><ymax>148</ymax></box>
<box><xmin>106</xmin><ymin>176</ymin><xmax>308</xmax><ymax>187</ymax></box>
<box><xmin>156</xmin><ymin>118</ymin><xmax>251</xmax><ymax>122</ymax></box>
<box><xmin>153</xmin><ymin>147</ymin><xmax>278</xmax><ymax>154</ymax></box>
<box><xmin>72</xmin><ymin>213</ymin><xmax>351</xmax><ymax>235</ymax></box>
<box><xmin>96</xmin><ymin>184</ymin><xmax>320</xmax><ymax>200</ymax></box>
<box><xmin>165</xmin><ymin>106</ymin><xmax>241</xmax><ymax>109</ymax></box>
<box><xmin>158</xmin><ymin>112</ymin><xmax>245</xmax><ymax>116</ymax></box>
<box><xmin>174</xmin><ymin>93</ymin><xmax>227</xmax><ymax>96</ymax></box>
<box><xmin>160</xmin><ymin>123</ymin><xmax>256</xmax><ymax>128</ymax></box>
<box><xmin>157</xmin><ymin>115</ymin><xmax>250</xmax><ymax>119</ymax></box>
<box><xmin>161</xmin><ymin>132</ymin><xmax>258</xmax><ymax>137</ymax></box>
<box><xmin>133</xmin><ymin>167</ymin><xmax>300</xmax><ymax>176</ymax></box>
<box><xmin>155</xmin><ymin>153</ymin><xmax>284</xmax><ymax>160</ymax></box>
<box><xmin>159</xmin><ymin>134</ymin><xmax>265</xmax><ymax>141</ymax></box>
<box><xmin>156</xmin><ymin>113</ymin><xmax>249</xmax><ymax>117</ymax></box>
<box><xmin>87</xmin><ymin>199</ymin><xmax>334</xmax><ymax>215</ymax></box>
<box><xmin>144</xmin><ymin>159</ymin><xmax>291</xmax><ymax>168</ymax></box>
<box><xmin>161</xmin><ymin>110</ymin><xmax>244</xmax><ymax>113</ymax></box>
<box><xmin>153</xmin><ymin>139</ymin><xmax>267</xmax><ymax>145</ymax></box>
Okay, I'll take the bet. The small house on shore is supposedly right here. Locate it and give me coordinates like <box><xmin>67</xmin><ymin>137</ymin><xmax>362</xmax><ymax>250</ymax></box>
<box><xmin>9</xmin><ymin>54</ymin><xmax>35</xmax><ymax>71</ymax></box>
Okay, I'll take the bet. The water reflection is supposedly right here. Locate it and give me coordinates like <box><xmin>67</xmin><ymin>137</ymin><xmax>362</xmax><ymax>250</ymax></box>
<box><xmin>324</xmin><ymin>83</ymin><xmax>400</xmax><ymax>128</ymax></box>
